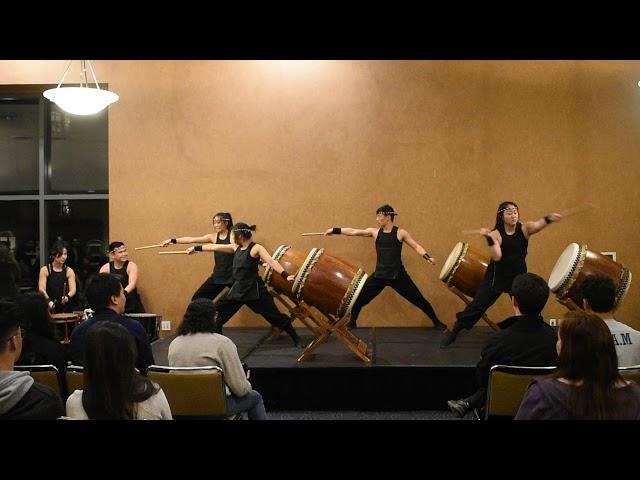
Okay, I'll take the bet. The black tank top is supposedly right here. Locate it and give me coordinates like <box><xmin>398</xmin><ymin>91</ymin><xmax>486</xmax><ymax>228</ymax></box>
<box><xmin>109</xmin><ymin>260</ymin><xmax>137</xmax><ymax>295</ymax></box>
<box><xmin>489</xmin><ymin>222</ymin><xmax>528</xmax><ymax>292</ymax></box>
<box><xmin>374</xmin><ymin>226</ymin><xmax>403</xmax><ymax>280</ymax></box>
<box><xmin>227</xmin><ymin>242</ymin><xmax>261</xmax><ymax>301</ymax></box>
<box><xmin>211</xmin><ymin>233</ymin><xmax>234</xmax><ymax>284</ymax></box>
<box><xmin>46</xmin><ymin>263</ymin><xmax>68</xmax><ymax>302</ymax></box>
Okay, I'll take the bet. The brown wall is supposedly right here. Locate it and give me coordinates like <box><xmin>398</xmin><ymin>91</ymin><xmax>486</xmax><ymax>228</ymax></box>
<box><xmin>2</xmin><ymin>60</ymin><xmax>639</xmax><ymax>333</ymax></box>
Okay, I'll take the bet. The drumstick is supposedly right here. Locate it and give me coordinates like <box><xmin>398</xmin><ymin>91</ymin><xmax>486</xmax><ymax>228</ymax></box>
<box><xmin>159</xmin><ymin>250</ymin><xmax>190</xmax><ymax>255</ymax></box>
<box><xmin>462</xmin><ymin>229</ymin><xmax>483</xmax><ymax>235</ymax></box>
<box><xmin>559</xmin><ymin>204</ymin><xmax>593</xmax><ymax>218</ymax></box>
<box><xmin>301</xmin><ymin>232</ymin><xmax>326</xmax><ymax>236</ymax></box>
<box><xmin>135</xmin><ymin>244</ymin><xmax>163</xmax><ymax>250</ymax></box>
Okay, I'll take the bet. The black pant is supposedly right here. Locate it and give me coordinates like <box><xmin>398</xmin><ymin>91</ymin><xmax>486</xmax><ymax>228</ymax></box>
<box><xmin>191</xmin><ymin>275</ymin><xmax>232</xmax><ymax>301</ymax></box>
<box><xmin>456</xmin><ymin>276</ymin><xmax>509</xmax><ymax>330</ymax></box>
<box><xmin>349</xmin><ymin>268</ymin><xmax>441</xmax><ymax>326</ymax></box>
<box><xmin>215</xmin><ymin>282</ymin><xmax>290</xmax><ymax>333</ymax></box>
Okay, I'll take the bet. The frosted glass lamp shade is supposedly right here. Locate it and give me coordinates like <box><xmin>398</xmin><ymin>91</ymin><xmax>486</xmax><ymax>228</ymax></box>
<box><xmin>43</xmin><ymin>86</ymin><xmax>119</xmax><ymax>115</ymax></box>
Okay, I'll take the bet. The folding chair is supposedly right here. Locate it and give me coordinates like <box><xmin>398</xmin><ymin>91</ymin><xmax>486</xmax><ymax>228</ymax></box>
<box><xmin>146</xmin><ymin>365</ymin><xmax>231</xmax><ymax>419</ymax></box>
<box><xmin>485</xmin><ymin>365</ymin><xmax>557</xmax><ymax>420</ymax></box>
<box><xmin>14</xmin><ymin>364</ymin><xmax>64</xmax><ymax>399</ymax></box>
<box><xmin>65</xmin><ymin>365</ymin><xmax>85</xmax><ymax>396</ymax></box>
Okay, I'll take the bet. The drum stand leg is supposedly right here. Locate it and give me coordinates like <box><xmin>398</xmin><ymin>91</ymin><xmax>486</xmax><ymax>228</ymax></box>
<box><xmin>268</xmin><ymin>288</ymin><xmax>371</xmax><ymax>363</ymax></box>
<box><xmin>449</xmin><ymin>286</ymin><xmax>500</xmax><ymax>332</ymax></box>
<box><xmin>557</xmin><ymin>297</ymin><xmax>583</xmax><ymax>312</ymax></box>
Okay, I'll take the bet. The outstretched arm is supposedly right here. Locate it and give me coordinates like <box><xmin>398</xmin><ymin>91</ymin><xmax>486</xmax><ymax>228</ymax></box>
<box><xmin>398</xmin><ymin>229</ymin><xmax>436</xmax><ymax>265</ymax></box>
<box><xmin>186</xmin><ymin>243</ymin><xmax>236</xmax><ymax>255</ymax></box>
<box><xmin>524</xmin><ymin>213</ymin><xmax>562</xmax><ymax>238</ymax></box>
<box><xmin>324</xmin><ymin>227</ymin><xmax>376</xmax><ymax>237</ymax></box>
<box><xmin>254</xmin><ymin>244</ymin><xmax>295</xmax><ymax>281</ymax></box>
<box><xmin>161</xmin><ymin>233</ymin><xmax>215</xmax><ymax>246</ymax></box>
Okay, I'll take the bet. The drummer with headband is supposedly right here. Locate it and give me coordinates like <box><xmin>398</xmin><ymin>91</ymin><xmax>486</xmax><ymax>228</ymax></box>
<box><xmin>324</xmin><ymin>204</ymin><xmax>446</xmax><ymax>331</ymax></box>
<box><xmin>441</xmin><ymin>201</ymin><xmax>562</xmax><ymax>347</ymax></box>
<box><xmin>99</xmin><ymin>241</ymin><xmax>146</xmax><ymax>314</ymax></box>
<box><xmin>160</xmin><ymin>212</ymin><xmax>235</xmax><ymax>302</ymax></box>
<box><xmin>186</xmin><ymin>222</ymin><xmax>304</xmax><ymax>347</ymax></box>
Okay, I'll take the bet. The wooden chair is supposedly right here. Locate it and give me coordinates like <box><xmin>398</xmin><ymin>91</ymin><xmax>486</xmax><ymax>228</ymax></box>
<box><xmin>146</xmin><ymin>365</ymin><xmax>230</xmax><ymax>419</ymax></box>
<box><xmin>65</xmin><ymin>365</ymin><xmax>85</xmax><ymax>396</ymax></box>
<box><xmin>14</xmin><ymin>364</ymin><xmax>64</xmax><ymax>399</ymax></box>
<box><xmin>619</xmin><ymin>365</ymin><xmax>640</xmax><ymax>383</ymax></box>
<box><xmin>485</xmin><ymin>364</ymin><xmax>557</xmax><ymax>420</ymax></box>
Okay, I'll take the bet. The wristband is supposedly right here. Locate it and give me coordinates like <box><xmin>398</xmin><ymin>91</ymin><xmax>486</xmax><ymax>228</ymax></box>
<box><xmin>170</xmin><ymin>238</ymin><xmax>177</xmax><ymax>244</ymax></box>
<box><xmin>485</xmin><ymin>236</ymin><xmax>495</xmax><ymax>246</ymax></box>
<box><xmin>422</xmin><ymin>253</ymin><xmax>432</xmax><ymax>261</ymax></box>
<box><xmin>281</xmin><ymin>270</ymin><xmax>290</xmax><ymax>279</ymax></box>
<box><xmin>332</xmin><ymin>227</ymin><xmax>341</xmax><ymax>235</ymax></box>
<box><xmin>544</xmin><ymin>216</ymin><xmax>552</xmax><ymax>224</ymax></box>
<box><xmin>194</xmin><ymin>245</ymin><xmax>203</xmax><ymax>252</ymax></box>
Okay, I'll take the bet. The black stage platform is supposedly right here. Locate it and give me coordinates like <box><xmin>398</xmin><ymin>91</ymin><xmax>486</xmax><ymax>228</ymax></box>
<box><xmin>152</xmin><ymin>327</ymin><xmax>494</xmax><ymax>411</ymax></box>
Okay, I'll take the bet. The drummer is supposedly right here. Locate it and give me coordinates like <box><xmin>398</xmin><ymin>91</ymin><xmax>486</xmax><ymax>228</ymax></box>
<box><xmin>99</xmin><ymin>241</ymin><xmax>146</xmax><ymax>314</ymax></box>
<box><xmin>441</xmin><ymin>201</ymin><xmax>562</xmax><ymax>347</ymax></box>
<box><xmin>186</xmin><ymin>222</ymin><xmax>303</xmax><ymax>347</ymax></box>
<box><xmin>160</xmin><ymin>212</ymin><xmax>235</xmax><ymax>302</ymax></box>
<box><xmin>38</xmin><ymin>241</ymin><xmax>77</xmax><ymax>313</ymax></box>
<box><xmin>324</xmin><ymin>204</ymin><xmax>446</xmax><ymax>330</ymax></box>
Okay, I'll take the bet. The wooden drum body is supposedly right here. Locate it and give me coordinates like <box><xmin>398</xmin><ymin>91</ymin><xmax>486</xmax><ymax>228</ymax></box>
<box><xmin>292</xmin><ymin>248</ymin><xmax>368</xmax><ymax>321</ymax></box>
<box><xmin>124</xmin><ymin>313</ymin><xmax>161</xmax><ymax>342</ymax></box>
<box><xmin>50</xmin><ymin>313</ymin><xmax>81</xmax><ymax>344</ymax></box>
<box><xmin>439</xmin><ymin>242</ymin><xmax>490</xmax><ymax>298</ymax></box>
<box><xmin>263</xmin><ymin>245</ymin><xmax>308</xmax><ymax>298</ymax></box>
<box><xmin>548</xmin><ymin>243</ymin><xmax>632</xmax><ymax>311</ymax></box>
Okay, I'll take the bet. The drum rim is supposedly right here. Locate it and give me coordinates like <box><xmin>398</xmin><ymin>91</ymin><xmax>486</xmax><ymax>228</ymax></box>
<box><xmin>124</xmin><ymin>313</ymin><xmax>159</xmax><ymax>317</ymax></box>
<box><xmin>263</xmin><ymin>244</ymin><xmax>290</xmax><ymax>285</ymax></box>
<box><xmin>614</xmin><ymin>268</ymin><xmax>632</xmax><ymax>310</ymax></box>
<box><xmin>337</xmin><ymin>269</ymin><xmax>368</xmax><ymax>319</ymax></box>
<box><xmin>439</xmin><ymin>242</ymin><xmax>464</xmax><ymax>281</ymax></box>
<box><xmin>553</xmin><ymin>244</ymin><xmax>586</xmax><ymax>299</ymax></box>
<box><xmin>292</xmin><ymin>247</ymin><xmax>324</xmax><ymax>299</ymax></box>
<box><xmin>50</xmin><ymin>313</ymin><xmax>79</xmax><ymax>319</ymax></box>
<box><xmin>441</xmin><ymin>243</ymin><xmax>469</xmax><ymax>286</ymax></box>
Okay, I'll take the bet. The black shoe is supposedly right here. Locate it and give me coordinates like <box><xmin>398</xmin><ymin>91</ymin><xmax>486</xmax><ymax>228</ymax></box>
<box><xmin>447</xmin><ymin>399</ymin><xmax>471</xmax><ymax>418</ymax></box>
<box><xmin>440</xmin><ymin>321</ymin><xmax>463</xmax><ymax>348</ymax></box>
<box><xmin>433</xmin><ymin>321</ymin><xmax>447</xmax><ymax>332</ymax></box>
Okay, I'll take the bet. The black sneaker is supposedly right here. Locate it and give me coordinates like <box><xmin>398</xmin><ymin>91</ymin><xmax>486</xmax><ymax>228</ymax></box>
<box><xmin>433</xmin><ymin>321</ymin><xmax>447</xmax><ymax>332</ymax></box>
<box><xmin>440</xmin><ymin>321</ymin><xmax>463</xmax><ymax>348</ymax></box>
<box><xmin>447</xmin><ymin>399</ymin><xmax>471</xmax><ymax>418</ymax></box>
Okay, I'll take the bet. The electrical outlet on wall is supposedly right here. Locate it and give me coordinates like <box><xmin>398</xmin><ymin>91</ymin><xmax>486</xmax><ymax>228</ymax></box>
<box><xmin>549</xmin><ymin>319</ymin><xmax>557</xmax><ymax>327</ymax></box>
<box><xmin>161</xmin><ymin>321</ymin><xmax>171</xmax><ymax>331</ymax></box>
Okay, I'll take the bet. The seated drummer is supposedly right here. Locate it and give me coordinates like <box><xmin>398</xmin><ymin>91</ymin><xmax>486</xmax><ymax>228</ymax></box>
<box><xmin>99</xmin><ymin>241</ymin><xmax>146</xmax><ymax>314</ymax></box>
<box><xmin>324</xmin><ymin>204</ymin><xmax>445</xmax><ymax>331</ymax></box>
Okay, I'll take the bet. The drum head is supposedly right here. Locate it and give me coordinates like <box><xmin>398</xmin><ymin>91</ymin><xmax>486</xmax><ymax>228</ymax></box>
<box><xmin>124</xmin><ymin>313</ymin><xmax>157</xmax><ymax>318</ymax></box>
<box><xmin>548</xmin><ymin>243</ymin><xmax>581</xmax><ymax>292</ymax></box>
<box><xmin>439</xmin><ymin>242</ymin><xmax>464</xmax><ymax>281</ymax></box>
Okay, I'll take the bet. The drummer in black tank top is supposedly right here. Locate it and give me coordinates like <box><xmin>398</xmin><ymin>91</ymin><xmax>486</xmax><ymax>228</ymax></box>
<box><xmin>160</xmin><ymin>212</ymin><xmax>235</xmax><ymax>301</ymax></box>
<box><xmin>99</xmin><ymin>241</ymin><xmax>146</xmax><ymax>314</ymax></box>
<box><xmin>325</xmin><ymin>204</ymin><xmax>446</xmax><ymax>330</ymax></box>
<box><xmin>38</xmin><ymin>241</ymin><xmax>77</xmax><ymax>313</ymax></box>
<box><xmin>441</xmin><ymin>201</ymin><xmax>563</xmax><ymax>347</ymax></box>
<box><xmin>185</xmin><ymin>222</ymin><xmax>304</xmax><ymax>347</ymax></box>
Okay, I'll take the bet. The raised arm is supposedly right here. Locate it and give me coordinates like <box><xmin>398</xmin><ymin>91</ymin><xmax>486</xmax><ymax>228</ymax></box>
<box><xmin>160</xmin><ymin>233</ymin><xmax>215</xmax><ymax>247</ymax></box>
<box><xmin>125</xmin><ymin>261</ymin><xmax>139</xmax><ymax>293</ymax></box>
<box><xmin>324</xmin><ymin>227</ymin><xmax>376</xmax><ymax>237</ymax></box>
<box><xmin>480</xmin><ymin>228</ymin><xmax>503</xmax><ymax>262</ymax></box>
<box><xmin>523</xmin><ymin>213</ymin><xmax>562</xmax><ymax>238</ymax></box>
<box><xmin>254</xmin><ymin>244</ymin><xmax>295</xmax><ymax>281</ymax></box>
<box><xmin>186</xmin><ymin>243</ymin><xmax>236</xmax><ymax>255</ymax></box>
<box><xmin>398</xmin><ymin>228</ymin><xmax>436</xmax><ymax>265</ymax></box>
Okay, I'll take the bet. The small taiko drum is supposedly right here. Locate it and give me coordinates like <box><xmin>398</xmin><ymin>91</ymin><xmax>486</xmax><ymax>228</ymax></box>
<box><xmin>292</xmin><ymin>248</ymin><xmax>368</xmax><ymax>321</ymax></box>
<box><xmin>439</xmin><ymin>242</ymin><xmax>491</xmax><ymax>298</ymax></box>
<box><xmin>50</xmin><ymin>313</ymin><xmax>81</xmax><ymax>345</ymax></box>
<box><xmin>263</xmin><ymin>245</ymin><xmax>309</xmax><ymax>299</ymax></box>
<box><xmin>124</xmin><ymin>313</ymin><xmax>161</xmax><ymax>342</ymax></box>
<box><xmin>548</xmin><ymin>243</ymin><xmax>632</xmax><ymax>311</ymax></box>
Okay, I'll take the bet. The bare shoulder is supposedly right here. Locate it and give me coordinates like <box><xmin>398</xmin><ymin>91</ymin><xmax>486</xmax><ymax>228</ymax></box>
<box><xmin>251</xmin><ymin>243</ymin><xmax>265</xmax><ymax>257</ymax></box>
<box><xmin>99</xmin><ymin>263</ymin><xmax>109</xmax><ymax>273</ymax></box>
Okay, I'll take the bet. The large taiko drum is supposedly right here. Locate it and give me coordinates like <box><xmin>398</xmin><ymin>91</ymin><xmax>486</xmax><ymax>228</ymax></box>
<box><xmin>50</xmin><ymin>313</ymin><xmax>81</xmax><ymax>344</ymax></box>
<box><xmin>262</xmin><ymin>245</ymin><xmax>308</xmax><ymax>298</ymax></box>
<box><xmin>124</xmin><ymin>313</ymin><xmax>161</xmax><ymax>342</ymax></box>
<box><xmin>439</xmin><ymin>242</ymin><xmax>490</xmax><ymax>298</ymax></box>
<box><xmin>263</xmin><ymin>245</ymin><xmax>369</xmax><ymax>321</ymax></box>
<box><xmin>548</xmin><ymin>243</ymin><xmax>632</xmax><ymax>311</ymax></box>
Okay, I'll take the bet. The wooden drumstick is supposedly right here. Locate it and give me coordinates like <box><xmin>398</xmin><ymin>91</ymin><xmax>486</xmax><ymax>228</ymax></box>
<box><xmin>301</xmin><ymin>232</ymin><xmax>326</xmax><ymax>236</ymax></box>
<box><xmin>135</xmin><ymin>244</ymin><xmax>163</xmax><ymax>250</ymax></box>
<box><xmin>559</xmin><ymin>204</ymin><xmax>592</xmax><ymax>218</ymax></box>
<box><xmin>159</xmin><ymin>250</ymin><xmax>191</xmax><ymax>255</ymax></box>
<box><xmin>462</xmin><ymin>229</ymin><xmax>484</xmax><ymax>235</ymax></box>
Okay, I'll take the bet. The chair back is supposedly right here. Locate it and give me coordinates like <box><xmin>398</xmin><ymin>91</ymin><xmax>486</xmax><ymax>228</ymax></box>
<box><xmin>146</xmin><ymin>365</ymin><xmax>227</xmax><ymax>418</ymax></box>
<box><xmin>619</xmin><ymin>365</ymin><xmax>640</xmax><ymax>384</ymax></box>
<box><xmin>14</xmin><ymin>364</ymin><xmax>64</xmax><ymax>398</ymax></box>
<box><xmin>486</xmin><ymin>365</ymin><xmax>557</xmax><ymax>420</ymax></box>
<box><xmin>65</xmin><ymin>365</ymin><xmax>85</xmax><ymax>395</ymax></box>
